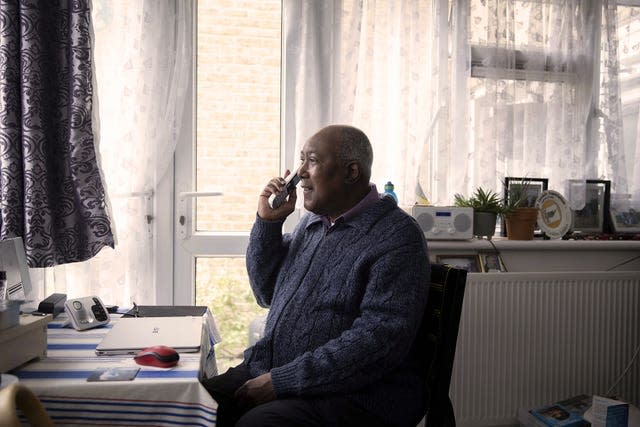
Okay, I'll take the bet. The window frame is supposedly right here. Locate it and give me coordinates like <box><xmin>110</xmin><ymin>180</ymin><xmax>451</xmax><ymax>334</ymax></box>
<box><xmin>170</xmin><ymin>1</ymin><xmax>291</xmax><ymax>305</ymax></box>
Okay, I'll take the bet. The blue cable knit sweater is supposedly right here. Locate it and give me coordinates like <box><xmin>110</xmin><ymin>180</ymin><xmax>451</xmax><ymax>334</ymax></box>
<box><xmin>244</xmin><ymin>195</ymin><xmax>430</xmax><ymax>426</ymax></box>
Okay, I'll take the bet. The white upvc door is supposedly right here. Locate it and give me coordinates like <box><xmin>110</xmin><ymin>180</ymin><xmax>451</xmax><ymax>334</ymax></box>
<box><xmin>172</xmin><ymin>0</ymin><xmax>290</xmax><ymax>372</ymax></box>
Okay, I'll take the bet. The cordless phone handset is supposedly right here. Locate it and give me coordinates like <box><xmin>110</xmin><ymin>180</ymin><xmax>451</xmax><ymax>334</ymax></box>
<box><xmin>269</xmin><ymin>172</ymin><xmax>300</xmax><ymax>209</ymax></box>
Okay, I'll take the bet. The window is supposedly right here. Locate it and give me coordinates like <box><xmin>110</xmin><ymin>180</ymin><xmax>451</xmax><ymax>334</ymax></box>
<box><xmin>172</xmin><ymin>0</ymin><xmax>640</xmax><ymax>372</ymax></box>
<box><xmin>174</xmin><ymin>0</ymin><xmax>283</xmax><ymax>372</ymax></box>
<box><xmin>195</xmin><ymin>1</ymin><xmax>282</xmax><ymax>233</ymax></box>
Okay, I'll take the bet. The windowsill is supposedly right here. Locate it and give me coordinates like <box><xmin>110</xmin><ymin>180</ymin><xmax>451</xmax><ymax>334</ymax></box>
<box><xmin>427</xmin><ymin>237</ymin><xmax>640</xmax><ymax>251</ymax></box>
<box><xmin>427</xmin><ymin>237</ymin><xmax>640</xmax><ymax>272</ymax></box>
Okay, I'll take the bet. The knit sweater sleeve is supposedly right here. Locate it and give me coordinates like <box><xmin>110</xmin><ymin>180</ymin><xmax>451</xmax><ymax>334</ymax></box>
<box><xmin>269</xmin><ymin>229</ymin><xmax>430</xmax><ymax>397</ymax></box>
<box><xmin>245</xmin><ymin>214</ymin><xmax>295</xmax><ymax>308</ymax></box>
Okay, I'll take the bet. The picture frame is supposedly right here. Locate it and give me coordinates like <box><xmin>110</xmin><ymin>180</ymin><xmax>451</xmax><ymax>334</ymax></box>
<box><xmin>478</xmin><ymin>252</ymin><xmax>505</xmax><ymax>272</ymax></box>
<box><xmin>609</xmin><ymin>201</ymin><xmax>640</xmax><ymax>233</ymax></box>
<box><xmin>571</xmin><ymin>180</ymin><xmax>611</xmax><ymax>233</ymax></box>
<box><xmin>435</xmin><ymin>254</ymin><xmax>482</xmax><ymax>273</ymax></box>
<box><xmin>502</xmin><ymin>177</ymin><xmax>549</xmax><ymax>236</ymax></box>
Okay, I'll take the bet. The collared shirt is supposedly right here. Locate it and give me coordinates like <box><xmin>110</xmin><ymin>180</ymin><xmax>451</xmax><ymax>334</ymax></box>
<box><xmin>321</xmin><ymin>183</ymin><xmax>380</xmax><ymax>228</ymax></box>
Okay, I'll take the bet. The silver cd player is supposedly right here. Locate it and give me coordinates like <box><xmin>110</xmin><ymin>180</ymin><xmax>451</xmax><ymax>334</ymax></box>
<box><xmin>411</xmin><ymin>206</ymin><xmax>474</xmax><ymax>240</ymax></box>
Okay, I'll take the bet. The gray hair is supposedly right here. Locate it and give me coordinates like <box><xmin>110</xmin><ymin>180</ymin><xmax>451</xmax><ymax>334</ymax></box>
<box><xmin>337</xmin><ymin>126</ymin><xmax>373</xmax><ymax>181</ymax></box>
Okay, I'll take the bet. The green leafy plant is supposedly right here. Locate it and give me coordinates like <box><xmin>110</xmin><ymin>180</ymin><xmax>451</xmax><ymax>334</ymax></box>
<box><xmin>196</xmin><ymin>274</ymin><xmax>268</xmax><ymax>373</ymax></box>
<box><xmin>454</xmin><ymin>187</ymin><xmax>504</xmax><ymax>215</ymax></box>
<box><xmin>502</xmin><ymin>178</ymin><xmax>535</xmax><ymax>216</ymax></box>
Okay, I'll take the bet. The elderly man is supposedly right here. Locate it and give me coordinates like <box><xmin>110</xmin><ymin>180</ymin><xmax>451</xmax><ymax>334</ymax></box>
<box><xmin>203</xmin><ymin>125</ymin><xmax>430</xmax><ymax>427</ymax></box>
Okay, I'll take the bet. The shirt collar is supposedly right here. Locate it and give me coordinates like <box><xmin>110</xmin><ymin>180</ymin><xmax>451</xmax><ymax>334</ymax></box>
<box><xmin>319</xmin><ymin>183</ymin><xmax>379</xmax><ymax>228</ymax></box>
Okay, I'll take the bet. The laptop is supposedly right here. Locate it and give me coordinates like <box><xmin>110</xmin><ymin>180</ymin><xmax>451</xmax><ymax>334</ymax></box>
<box><xmin>95</xmin><ymin>316</ymin><xmax>203</xmax><ymax>356</ymax></box>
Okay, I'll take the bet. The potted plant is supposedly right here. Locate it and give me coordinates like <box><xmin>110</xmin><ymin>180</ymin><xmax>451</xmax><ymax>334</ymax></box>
<box><xmin>454</xmin><ymin>187</ymin><xmax>504</xmax><ymax>239</ymax></box>
<box><xmin>502</xmin><ymin>179</ymin><xmax>538</xmax><ymax>240</ymax></box>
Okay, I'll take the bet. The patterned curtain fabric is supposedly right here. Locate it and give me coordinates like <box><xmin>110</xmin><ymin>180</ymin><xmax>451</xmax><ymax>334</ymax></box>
<box><xmin>37</xmin><ymin>0</ymin><xmax>192</xmax><ymax>307</ymax></box>
<box><xmin>0</xmin><ymin>0</ymin><xmax>114</xmax><ymax>267</ymax></box>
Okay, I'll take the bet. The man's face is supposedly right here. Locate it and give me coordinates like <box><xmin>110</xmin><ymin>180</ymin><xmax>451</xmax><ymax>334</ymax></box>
<box><xmin>298</xmin><ymin>129</ymin><xmax>348</xmax><ymax>218</ymax></box>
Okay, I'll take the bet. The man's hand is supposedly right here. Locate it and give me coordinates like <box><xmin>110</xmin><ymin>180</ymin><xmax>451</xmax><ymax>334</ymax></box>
<box><xmin>234</xmin><ymin>372</ymin><xmax>276</xmax><ymax>409</ymax></box>
<box><xmin>257</xmin><ymin>170</ymin><xmax>297</xmax><ymax>221</ymax></box>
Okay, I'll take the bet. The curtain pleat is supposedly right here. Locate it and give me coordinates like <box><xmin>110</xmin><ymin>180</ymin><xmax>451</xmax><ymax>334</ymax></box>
<box><xmin>0</xmin><ymin>0</ymin><xmax>114</xmax><ymax>267</ymax></box>
<box><xmin>600</xmin><ymin>0</ymin><xmax>627</xmax><ymax>195</ymax></box>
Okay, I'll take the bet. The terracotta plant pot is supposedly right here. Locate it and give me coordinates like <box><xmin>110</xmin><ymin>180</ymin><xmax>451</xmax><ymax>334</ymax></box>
<box><xmin>505</xmin><ymin>207</ymin><xmax>538</xmax><ymax>240</ymax></box>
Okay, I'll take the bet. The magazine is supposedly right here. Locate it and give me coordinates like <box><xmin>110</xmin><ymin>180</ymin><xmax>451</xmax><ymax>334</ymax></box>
<box><xmin>519</xmin><ymin>395</ymin><xmax>591</xmax><ymax>427</ymax></box>
<box><xmin>530</xmin><ymin>403</ymin><xmax>586</xmax><ymax>427</ymax></box>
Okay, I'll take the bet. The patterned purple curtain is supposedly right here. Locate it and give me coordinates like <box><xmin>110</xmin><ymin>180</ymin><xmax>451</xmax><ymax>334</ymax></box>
<box><xmin>0</xmin><ymin>0</ymin><xmax>114</xmax><ymax>267</ymax></box>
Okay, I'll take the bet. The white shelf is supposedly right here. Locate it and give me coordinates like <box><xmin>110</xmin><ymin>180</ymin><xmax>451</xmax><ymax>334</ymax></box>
<box><xmin>427</xmin><ymin>238</ymin><xmax>640</xmax><ymax>272</ymax></box>
<box><xmin>427</xmin><ymin>238</ymin><xmax>640</xmax><ymax>252</ymax></box>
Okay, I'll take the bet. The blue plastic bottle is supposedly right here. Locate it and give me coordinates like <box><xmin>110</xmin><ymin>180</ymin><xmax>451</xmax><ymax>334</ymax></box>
<box><xmin>384</xmin><ymin>181</ymin><xmax>398</xmax><ymax>203</ymax></box>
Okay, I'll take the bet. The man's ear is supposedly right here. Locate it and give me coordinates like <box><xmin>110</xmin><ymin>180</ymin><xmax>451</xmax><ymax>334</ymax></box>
<box><xmin>344</xmin><ymin>162</ymin><xmax>361</xmax><ymax>184</ymax></box>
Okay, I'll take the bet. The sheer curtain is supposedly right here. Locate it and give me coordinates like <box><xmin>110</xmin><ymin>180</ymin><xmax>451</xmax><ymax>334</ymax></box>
<box><xmin>439</xmin><ymin>0</ymin><xmax>634</xmax><ymax>203</ymax></box>
<box><xmin>618</xmin><ymin>4</ymin><xmax>640</xmax><ymax>201</ymax></box>
<box><xmin>286</xmin><ymin>0</ymin><xmax>636</xmax><ymax>206</ymax></box>
<box><xmin>34</xmin><ymin>0</ymin><xmax>191</xmax><ymax>306</ymax></box>
<box><xmin>284</xmin><ymin>0</ymin><xmax>436</xmax><ymax>205</ymax></box>
<box><xmin>601</xmin><ymin>0</ymin><xmax>640</xmax><ymax>201</ymax></box>
<box><xmin>443</xmin><ymin>0</ymin><xmax>598</xmax><ymax>202</ymax></box>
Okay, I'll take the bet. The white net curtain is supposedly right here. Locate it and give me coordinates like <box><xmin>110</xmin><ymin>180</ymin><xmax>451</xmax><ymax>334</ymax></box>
<box><xmin>285</xmin><ymin>0</ymin><xmax>635</xmax><ymax>206</ymax></box>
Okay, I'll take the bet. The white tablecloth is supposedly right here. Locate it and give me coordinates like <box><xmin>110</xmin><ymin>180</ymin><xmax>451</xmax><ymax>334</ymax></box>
<box><xmin>12</xmin><ymin>312</ymin><xmax>220</xmax><ymax>426</ymax></box>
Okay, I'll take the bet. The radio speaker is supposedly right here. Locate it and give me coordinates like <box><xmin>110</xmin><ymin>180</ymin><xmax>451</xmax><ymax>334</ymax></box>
<box><xmin>411</xmin><ymin>206</ymin><xmax>474</xmax><ymax>240</ymax></box>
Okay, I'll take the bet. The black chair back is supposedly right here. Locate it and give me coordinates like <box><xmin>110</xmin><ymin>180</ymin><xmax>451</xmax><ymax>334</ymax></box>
<box><xmin>421</xmin><ymin>263</ymin><xmax>468</xmax><ymax>427</ymax></box>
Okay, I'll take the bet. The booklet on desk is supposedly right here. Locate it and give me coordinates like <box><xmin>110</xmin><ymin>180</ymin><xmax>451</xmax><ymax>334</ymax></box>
<box><xmin>531</xmin><ymin>404</ymin><xmax>586</xmax><ymax>427</ymax></box>
<box><xmin>87</xmin><ymin>367</ymin><xmax>140</xmax><ymax>382</ymax></box>
<box><xmin>520</xmin><ymin>395</ymin><xmax>591</xmax><ymax>427</ymax></box>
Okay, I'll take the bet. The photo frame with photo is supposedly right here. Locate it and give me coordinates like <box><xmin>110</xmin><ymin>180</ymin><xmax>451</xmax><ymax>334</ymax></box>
<box><xmin>435</xmin><ymin>254</ymin><xmax>481</xmax><ymax>273</ymax></box>
<box><xmin>478</xmin><ymin>252</ymin><xmax>505</xmax><ymax>272</ymax></box>
<box><xmin>502</xmin><ymin>177</ymin><xmax>548</xmax><ymax>236</ymax></box>
<box><xmin>609</xmin><ymin>201</ymin><xmax>640</xmax><ymax>233</ymax></box>
<box><xmin>571</xmin><ymin>180</ymin><xmax>611</xmax><ymax>233</ymax></box>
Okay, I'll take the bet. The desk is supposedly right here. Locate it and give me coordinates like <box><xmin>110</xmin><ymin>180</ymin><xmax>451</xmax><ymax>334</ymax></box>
<box><xmin>11</xmin><ymin>313</ymin><xmax>220</xmax><ymax>426</ymax></box>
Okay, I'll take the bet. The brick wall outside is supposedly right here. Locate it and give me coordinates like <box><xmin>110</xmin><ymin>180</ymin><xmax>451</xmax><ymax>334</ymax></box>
<box><xmin>196</xmin><ymin>0</ymin><xmax>281</xmax><ymax>233</ymax></box>
<box><xmin>195</xmin><ymin>0</ymin><xmax>281</xmax><ymax>372</ymax></box>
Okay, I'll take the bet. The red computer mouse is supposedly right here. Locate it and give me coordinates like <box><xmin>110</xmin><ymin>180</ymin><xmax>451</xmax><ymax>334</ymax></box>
<box><xmin>134</xmin><ymin>345</ymin><xmax>180</xmax><ymax>368</ymax></box>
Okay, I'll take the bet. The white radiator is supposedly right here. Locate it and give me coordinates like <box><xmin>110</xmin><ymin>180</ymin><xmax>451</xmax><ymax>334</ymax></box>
<box><xmin>450</xmin><ymin>271</ymin><xmax>640</xmax><ymax>427</ymax></box>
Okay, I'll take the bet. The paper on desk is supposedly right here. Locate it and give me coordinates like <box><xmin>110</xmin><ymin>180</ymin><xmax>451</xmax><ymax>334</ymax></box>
<box><xmin>87</xmin><ymin>367</ymin><xmax>140</xmax><ymax>382</ymax></box>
